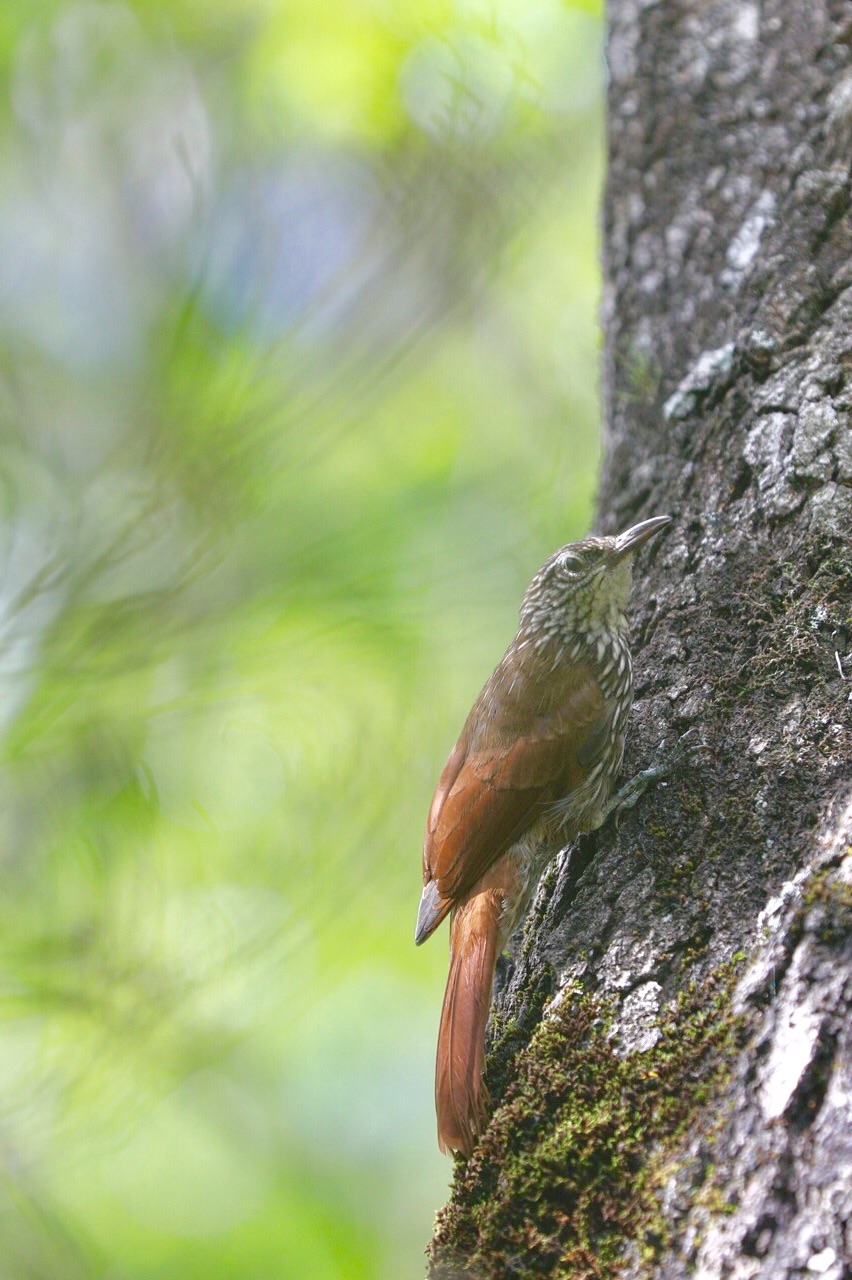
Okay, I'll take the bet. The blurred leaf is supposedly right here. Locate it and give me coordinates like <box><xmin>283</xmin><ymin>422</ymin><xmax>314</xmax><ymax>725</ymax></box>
<box><xmin>0</xmin><ymin>1</ymin><xmax>603</xmax><ymax>1276</ymax></box>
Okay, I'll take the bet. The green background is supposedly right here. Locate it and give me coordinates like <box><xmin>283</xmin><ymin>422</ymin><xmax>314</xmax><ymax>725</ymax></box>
<box><xmin>0</xmin><ymin>1</ymin><xmax>603</xmax><ymax>1275</ymax></box>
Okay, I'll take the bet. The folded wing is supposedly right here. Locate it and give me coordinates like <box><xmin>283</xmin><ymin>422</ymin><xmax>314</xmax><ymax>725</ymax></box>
<box><xmin>416</xmin><ymin>663</ymin><xmax>606</xmax><ymax>944</ymax></box>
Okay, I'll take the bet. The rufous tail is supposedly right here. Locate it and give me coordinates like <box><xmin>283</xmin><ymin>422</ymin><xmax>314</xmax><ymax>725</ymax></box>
<box><xmin>435</xmin><ymin>889</ymin><xmax>502</xmax><ymax>1155</ymax></box>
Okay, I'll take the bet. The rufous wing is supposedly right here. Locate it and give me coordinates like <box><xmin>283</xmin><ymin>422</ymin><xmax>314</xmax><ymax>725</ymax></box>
<box><xmin>416</xmin><ymin>664</ymin><xmax>606</xmax><ymax>944</ymax></box>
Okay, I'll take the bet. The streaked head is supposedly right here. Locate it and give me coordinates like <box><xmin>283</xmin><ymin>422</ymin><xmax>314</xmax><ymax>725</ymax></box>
<box><xmin>521</xmin><ymin>516</ymin><xmax>671</xmax><ymax>633</ymax></box>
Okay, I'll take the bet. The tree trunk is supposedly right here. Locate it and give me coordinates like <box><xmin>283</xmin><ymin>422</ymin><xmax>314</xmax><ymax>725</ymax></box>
<box><xmin>427</xmin><ymin>2</ymin><xmax>852</xmax><ymax>1276</ymax></box>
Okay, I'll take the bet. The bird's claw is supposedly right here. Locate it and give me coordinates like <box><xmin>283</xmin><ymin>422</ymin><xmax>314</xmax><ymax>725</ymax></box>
<box><xmin>604</xmin><ymin>726</ymin><xmax>703</xmax><ymax>825</ymax></box>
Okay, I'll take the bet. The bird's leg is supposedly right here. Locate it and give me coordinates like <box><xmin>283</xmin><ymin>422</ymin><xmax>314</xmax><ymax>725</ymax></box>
<box><xmin>602</xmin><ymin>728</ymin><xmax>701</xmax><ymax>824</ymax></box>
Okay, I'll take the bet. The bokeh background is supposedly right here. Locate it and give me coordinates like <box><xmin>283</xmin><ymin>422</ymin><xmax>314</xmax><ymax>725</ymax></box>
<box><xmin>0</xmin><ymin>1</ymin><xmax>603</xmax><ymax>1276</ymax></box>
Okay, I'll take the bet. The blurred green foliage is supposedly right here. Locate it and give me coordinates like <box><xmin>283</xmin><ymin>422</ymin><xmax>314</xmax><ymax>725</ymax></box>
<box><xmin>0</xmin><ymin>0</ymin><xmax>603</xmax><ymax>1275</ymax></box>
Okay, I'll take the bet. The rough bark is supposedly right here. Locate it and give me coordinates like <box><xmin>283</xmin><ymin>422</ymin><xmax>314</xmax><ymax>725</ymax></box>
<box><xmin>427</xmin><ymin>2</ymin><xmax>852</xmax><ymax>1277</ymax></box>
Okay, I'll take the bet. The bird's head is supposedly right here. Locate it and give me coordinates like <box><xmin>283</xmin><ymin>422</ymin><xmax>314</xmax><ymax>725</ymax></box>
<box><xmin>520</xmin><ymin>516</ymin><xmax>671</xmax><ymax>639</ymax></box>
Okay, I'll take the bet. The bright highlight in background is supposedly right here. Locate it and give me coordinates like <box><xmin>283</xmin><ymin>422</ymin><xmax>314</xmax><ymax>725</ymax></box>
<box><xmin>0</xmin><ymin>0</ymin><xmax>603</xmax><ymax>1275</ymax></box>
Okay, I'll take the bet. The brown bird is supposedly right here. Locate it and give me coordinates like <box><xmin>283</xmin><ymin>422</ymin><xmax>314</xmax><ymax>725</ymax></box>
<box><xmin>415</xmin><ymin>516</ymin><xmax>671</xmax><ymax>1155</ymax></box>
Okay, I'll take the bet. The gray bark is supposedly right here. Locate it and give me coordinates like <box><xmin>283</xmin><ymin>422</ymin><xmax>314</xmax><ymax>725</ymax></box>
<box><xmin>428</xmin><ymin>1</ymin><xmax>852</xmax><ymax>1276</ymax></box>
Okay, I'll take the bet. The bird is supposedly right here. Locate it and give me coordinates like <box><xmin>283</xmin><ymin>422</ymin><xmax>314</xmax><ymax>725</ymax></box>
<box><xmin>415</xmin><ymin>515</ymin><xmax>672</xmax><ymax>1155</ymax></box>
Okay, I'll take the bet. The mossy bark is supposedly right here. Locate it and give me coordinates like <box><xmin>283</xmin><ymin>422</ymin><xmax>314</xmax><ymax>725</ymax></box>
<box><xmin>427</xmin><ymin>1</ymin><xmax>852</xmax><ymax>1276</ymax></box>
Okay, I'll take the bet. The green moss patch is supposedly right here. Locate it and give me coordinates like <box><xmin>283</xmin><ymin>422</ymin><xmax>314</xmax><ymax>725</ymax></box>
<box><xmin>428</xmin><ymin>962</ymin><xmax>745</xmax><ymax>1279</ymax></box>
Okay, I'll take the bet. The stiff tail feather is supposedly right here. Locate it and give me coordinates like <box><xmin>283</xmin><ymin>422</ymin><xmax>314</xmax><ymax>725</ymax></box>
<box><xmin>435</xmin><ymin>889</ymin><xmax>502</xmax><ymax>1155</ymax></box>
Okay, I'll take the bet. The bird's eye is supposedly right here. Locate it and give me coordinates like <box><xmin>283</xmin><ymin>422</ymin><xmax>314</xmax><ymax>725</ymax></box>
<box><xmin>560</xmin><ymin>554</ymin><xmax>583</xmax><ymax>574</ymax></box>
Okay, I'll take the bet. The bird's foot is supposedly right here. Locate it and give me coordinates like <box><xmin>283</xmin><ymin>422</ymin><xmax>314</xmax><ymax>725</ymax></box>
<box><xmin>603</xmin><ymin>728</ymin><xmax>702</xmax><ymax>825</ymax></box>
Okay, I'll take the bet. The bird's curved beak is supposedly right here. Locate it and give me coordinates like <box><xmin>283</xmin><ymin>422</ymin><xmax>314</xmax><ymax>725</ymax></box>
<box><xmin>611</xmin><ymin>515</ymin><xmax>672</xmax><ymax>561</ymax></box>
